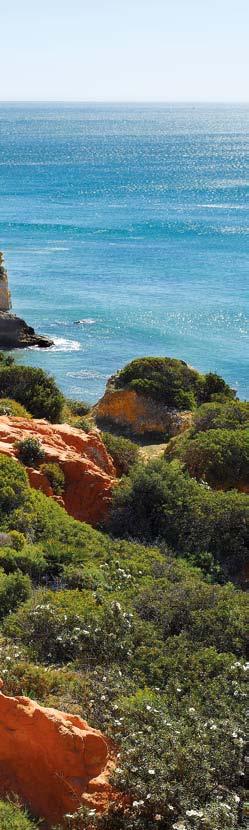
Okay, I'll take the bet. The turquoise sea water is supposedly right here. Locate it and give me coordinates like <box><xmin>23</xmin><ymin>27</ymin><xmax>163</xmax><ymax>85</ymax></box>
<box><xmin>0</xmin><ymin>103</ymin><xmax>248</xmax><ymax>402</ymax></box>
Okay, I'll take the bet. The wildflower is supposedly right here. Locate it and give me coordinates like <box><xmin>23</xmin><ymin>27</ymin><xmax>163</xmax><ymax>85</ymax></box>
<box><xmin>148</xmin><ymin>769</ymin><xmax>155</xmax><ymax>775</ymax></box>
<box><xmin>186</xmin><ymin>809</ymin><xmax>204</xmax><ymax>817</ymax></box>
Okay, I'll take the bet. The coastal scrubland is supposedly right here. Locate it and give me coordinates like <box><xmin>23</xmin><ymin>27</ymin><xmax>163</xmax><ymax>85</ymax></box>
<box><xmin>0</xmin><ymin>353</ymin><xmax>247</xmax><ymax>830</ymax></box>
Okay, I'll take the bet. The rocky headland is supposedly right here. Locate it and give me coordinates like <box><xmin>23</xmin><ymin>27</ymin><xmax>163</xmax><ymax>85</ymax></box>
<box><xmin>0</xmin><ymin>253</ymin><xmax>53</xmax><ymax>349</ymax></box>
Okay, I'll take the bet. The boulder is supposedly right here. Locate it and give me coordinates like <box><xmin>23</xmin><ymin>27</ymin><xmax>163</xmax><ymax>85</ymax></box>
<box><xmin>0</xmin><ymin>416</ymin><xmax>116</xmax><ymax>525</ymax></box>
<box><xmin>0</xmin><ymin>681</ymin><xmax>116</xmax><ymax>827</ymax></box>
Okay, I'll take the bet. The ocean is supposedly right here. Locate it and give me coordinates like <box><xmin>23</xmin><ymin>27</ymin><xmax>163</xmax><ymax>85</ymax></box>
<box><xmin>0</xmin><ymin>102</ymin><xmax>248</xmax><ymax>403</ymax></box>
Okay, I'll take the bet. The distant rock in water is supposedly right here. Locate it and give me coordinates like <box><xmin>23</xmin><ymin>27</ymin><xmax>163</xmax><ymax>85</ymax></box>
<box><xmin>0</xmin><ymin>252</ymin><xmax>53</xmax><ymax>349</ymax></box>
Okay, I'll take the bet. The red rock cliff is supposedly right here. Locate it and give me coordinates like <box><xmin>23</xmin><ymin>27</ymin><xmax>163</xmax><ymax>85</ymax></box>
<box><xmin>0</xmin><ymin>680</ymin><xmax>116</xmax><ymax>827</ymax></box>
<box><xmin>0</xmin><ymin>417</ymin><xmax>116</xmax><ymax>525</ymax></box>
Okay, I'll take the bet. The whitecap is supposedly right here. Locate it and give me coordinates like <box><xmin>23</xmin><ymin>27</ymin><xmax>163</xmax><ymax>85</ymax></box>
<box><xmin>74</xmin><ymin>318</ymin><xmax>96</xmax><ymax>325</ymax></box>
<box><xmin>66</xmin><ymin>369</ymin><xmax>107</xmax><ymax>379</ymax></box>
<box><xmin>50</xmin><ymin>337</ymin><xmax>81</xmax><ymax>352</ymax></box>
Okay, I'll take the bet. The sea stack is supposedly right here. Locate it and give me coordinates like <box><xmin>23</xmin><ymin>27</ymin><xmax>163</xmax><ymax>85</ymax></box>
<box><xmin>0</xmin><ymin>252</ymin><xmax>53</xmax><ymax>349</ymax></box>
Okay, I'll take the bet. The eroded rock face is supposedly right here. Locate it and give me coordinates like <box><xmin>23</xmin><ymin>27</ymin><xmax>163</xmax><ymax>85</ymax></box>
<box><xmin>0</xmin><ymin>416</ymin><xmax>116</xmax><ymax>525</ymax></box>
<box><xmin>0</xmin><ymin>253</ymin><xmax>11</xmax><ymax>312</ymax></box>
<box><xmin>0</xmin><ymin>681</ymin><xmax>116</xmax><ymax>827</ymax></box>
<box><xmin>93</xmin><ymin>387</ymin><xmax>192</xmax><ymax>438</ymax></box>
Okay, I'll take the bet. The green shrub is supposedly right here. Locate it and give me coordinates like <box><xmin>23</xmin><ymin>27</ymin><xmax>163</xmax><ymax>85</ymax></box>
<box><xmin>17</xmin><ymin>437</ymin><xmax>45</xmax><ymax>467</ymax></box>
<box><xmin>183</xmin><ymin>429</ymin><xmax>249</xmax><ymax>489</ymax></box>
<box><xmin>0</xmin><ymin>544</ymin><xmax>47</xmax><ymax>580</ymax></box>
<box><xmin>115</xmin><ymin>357</ymin><xmax>203</xmax><ymax>410</ymax></box>
<box><xmin>0</xmin><ymin>800</ymin><xmax>39</xmax><ymax>830</ymax></box>
<box><xmin>200</xmin><ymin>372</ymin><xmax>235</xmax><ymax>403</ymax></box>
<box><xmin>0</xmin><ymin>455</ymin><xmax>32</xmax><ymax>523</ymax></box>
<box><xmin>73</xmin><ymin>416</ymin><xmax>92</xmax><ymax>432</ymax></box>
<box><xmin>0</xmin><ymin>364</ymin><xmax>63</xmax><ymax>421</ymax></box>
<box><xmin>5</xmin><ymin>590</ymin><xmax>135</xmax><ymax>665</ymax></box>
<box><xmin>0</xmin><ymin>398</ymin><xmax>32</xmax><ymax>418</ymax></box>
<box><xmin>114</xmin><ymin>357</ymin><xmax>234</xmax><ymax>411</ymax></box>
<box><xmin>109</xmin><ymin>460</ymin><xmax>249</xmax><ymax>576</ymax></box>
<box><xmin>102</xmin><ymin>432</ymin><xmax>139</xmax><ymax>475</ymax></box>
<box><xmin>68</xmin><ymin>399</ymin><xmax>91</xmax><ymax>416</ymax></box>
<box><xmin>0</xmin><ymin>569</ymin><xmax>31</xmax><ymax>619</ymax></box>
<box><xmin>193</xmin><ymin>400</ymin><xmax>249</xmax><ymax>434</ymax></box>
<box><xmin>40</xmin><ymin>462</ymin><xmax>65</xmax><ymax>494</ymax></box>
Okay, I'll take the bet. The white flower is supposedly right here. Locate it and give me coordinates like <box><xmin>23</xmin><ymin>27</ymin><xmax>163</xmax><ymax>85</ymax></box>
<box><xmin>148</xmin><ymin>769</ymin><xmax>155</xmax><ymax>775</ymax></box>
<box><xmin>132</xmin><ymin>800</ymin><xmax>144</xmax><ymax>807</ymax></box>
<box><xmin>186</xmin><ymin>809</ymin><xmax>204</xmax><ymax>817</ymax></box>
<box><xmin>188</xmin><ymin>708</ymin><xmax>196</xmax><ymax>714</ymax></box>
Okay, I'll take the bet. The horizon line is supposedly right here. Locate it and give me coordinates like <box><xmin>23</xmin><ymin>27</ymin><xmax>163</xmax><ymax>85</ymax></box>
<box><xmin>0</xmin><ymin>99</ymin><xmax>249</xmax><ymax>105</ymax></box>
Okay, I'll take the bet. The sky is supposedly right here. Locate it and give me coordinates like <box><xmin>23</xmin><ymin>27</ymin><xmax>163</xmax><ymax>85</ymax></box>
<box><xmin>0</xmin><ymin>0</ymin><xmax>249</xmax><ymax>102</ymax></box>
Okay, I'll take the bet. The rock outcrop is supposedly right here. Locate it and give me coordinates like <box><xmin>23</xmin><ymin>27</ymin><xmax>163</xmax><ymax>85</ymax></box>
<box><xmin>93</xmin><ymin>387</ymin><xmax>192</xmax><ymax>439</ymax></box>
<box><xmin>0</xmin><ymin>417</ymin><xmax>116</xmax><ymax>525</ymax></box>
<box><xmin>0</xmin><ymin>252</ymin><xmax>53</xmax><ymax>349</ymax></box>
<box><xmin>0</xmin><ymin>680</ymin><xmax>116</xmax><ymax>827</ymax></box>
<box><xmin>0</xmin><ymin>310</ymin><xmax>53</xmax><ymax>349</ymax></box>
<box><xmin>0</xmin><ymin>253</ymin><xmax>11</xmax><ymax>311</ymax></box>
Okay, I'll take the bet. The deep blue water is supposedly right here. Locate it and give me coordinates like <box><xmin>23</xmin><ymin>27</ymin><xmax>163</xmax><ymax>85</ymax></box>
<box><xmin>0</xmin><ymin>102</ymin><xmax>248</xmax><ymax>402</ymax></box>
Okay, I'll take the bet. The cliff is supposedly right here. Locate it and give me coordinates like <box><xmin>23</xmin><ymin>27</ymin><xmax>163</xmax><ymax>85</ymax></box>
<box><xmin>0</xmin><ymin>252</ymin><xmax>53</xmax><ymax>349</ymax></box>
<box><xmin>0</xmin><ymin>253</ymin><xmax>11</xmax><ymax>311</ymax></box>
<box><xmin>93</xmin><ymin>387</ymin><xmax>192</xmax><ymax>438</ymax></box>
<box><xmin>0</xmin><ymin>416</ymin><xmax>116</xmax><ymax>525</ymax></box>
<box><xmin>0</xmin><ymin>680</ymin><xmax>116</xmax><ymax>827</ymax></box>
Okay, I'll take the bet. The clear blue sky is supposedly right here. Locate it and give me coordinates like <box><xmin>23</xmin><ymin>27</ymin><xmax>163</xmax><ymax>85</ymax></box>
<box><xmin>1</xmin><ymin>0</ymin><xmax>248</xmax><ymax>102</ymax></box>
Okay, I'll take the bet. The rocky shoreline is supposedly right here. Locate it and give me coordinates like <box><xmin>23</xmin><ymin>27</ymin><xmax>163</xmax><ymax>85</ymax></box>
<box><xmin>0</xmin><ymin>252</ymin><xmax>53</xmax><ymax>349</ymax></box>
<box><xmin>0</xmin><ymin>311</ymin><xmax>53</xmax><ymax>349</ymax></box>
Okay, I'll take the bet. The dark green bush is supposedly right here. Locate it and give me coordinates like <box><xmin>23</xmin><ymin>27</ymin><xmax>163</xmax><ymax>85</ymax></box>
<box><xmin>0</xmin><ymin>364</ymin><xmax>63</xmax><ymax>421</ymax></box>
<box><xmin>40</xmin><ymin>462</ymin><xmax>65</xmax><ymax>494</ymax></box>
<box><xmin>200</xmin><ymin>372</ymin><xmax>235</xmax><ymax>403</ymax></box>
<box><xmin>0</xmin><ymin>569</ymin><xmax>31</xmax><ymax>619</ymax></box>
<box><xmin>17</xmin><ymin>437</ymin><xmax>45</xmax><ymax>467</ymax></box>
<box><xmin>68</xmin><ymin>399</ymin><xmax>91</xmax><ymax>416</ymax></box>
<box><xmin>115</xmin><ymin>357</ymin><xmax>202</xmax><ymax>410</ymax></box>
<box><xmin>114</xmin><ymin>357</ymin><xmax>234</xmax><ymax>411</ymax></box>
<box><xmin>109</xmin><ymin>460</ymin><xmax>249</xmax><ymax>576</ymax></box>
<box><xmin>193</xmin><ymin>400</ymin><xmax>249</xmax><ymax>434</ymax></box>
<box><xmin>182</xmin><ymin>428</ymin><xmax>249</xmax><ymax>489</ymax></box>
<box><xmin>102</xmin><ymin>432</ymin><xmax>139</xmax><ymax>475</ymax></box>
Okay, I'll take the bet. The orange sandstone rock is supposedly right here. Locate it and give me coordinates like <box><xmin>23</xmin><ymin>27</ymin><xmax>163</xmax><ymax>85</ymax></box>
<box><xmin>93</xmin><ymin>387</ymin><xmax>192</xmax><ymax>438</ymax></box>
<box><xmin>0</xmin><ymin>416</ymin><xmax>116</xmax><ymax>525</ymax></box>
<box><xmin>0</xmin><ymin>682</ymin><xmax>116</xmax><ymax>827</ymax></box>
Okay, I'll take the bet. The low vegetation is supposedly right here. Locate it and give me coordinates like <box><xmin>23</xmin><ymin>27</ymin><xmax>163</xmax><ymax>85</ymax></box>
<box><xmin>0</xmin><ymin>355</ymin><xmax>247</xmax><ymax>829</ymax></box>
<box><xmin>0</xmin><ymin>353</ymin><xmax>63</xmax><ymax>421</ymax></box>
<box><xmin>102</xmin><ymin>431</ymin><xmax>140</xmax><ymax>475</ymax></box>
<box><xmin>17</xmin><ymin>437</ymin><xmax>45</xmax><ymax>467</ymax></box>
